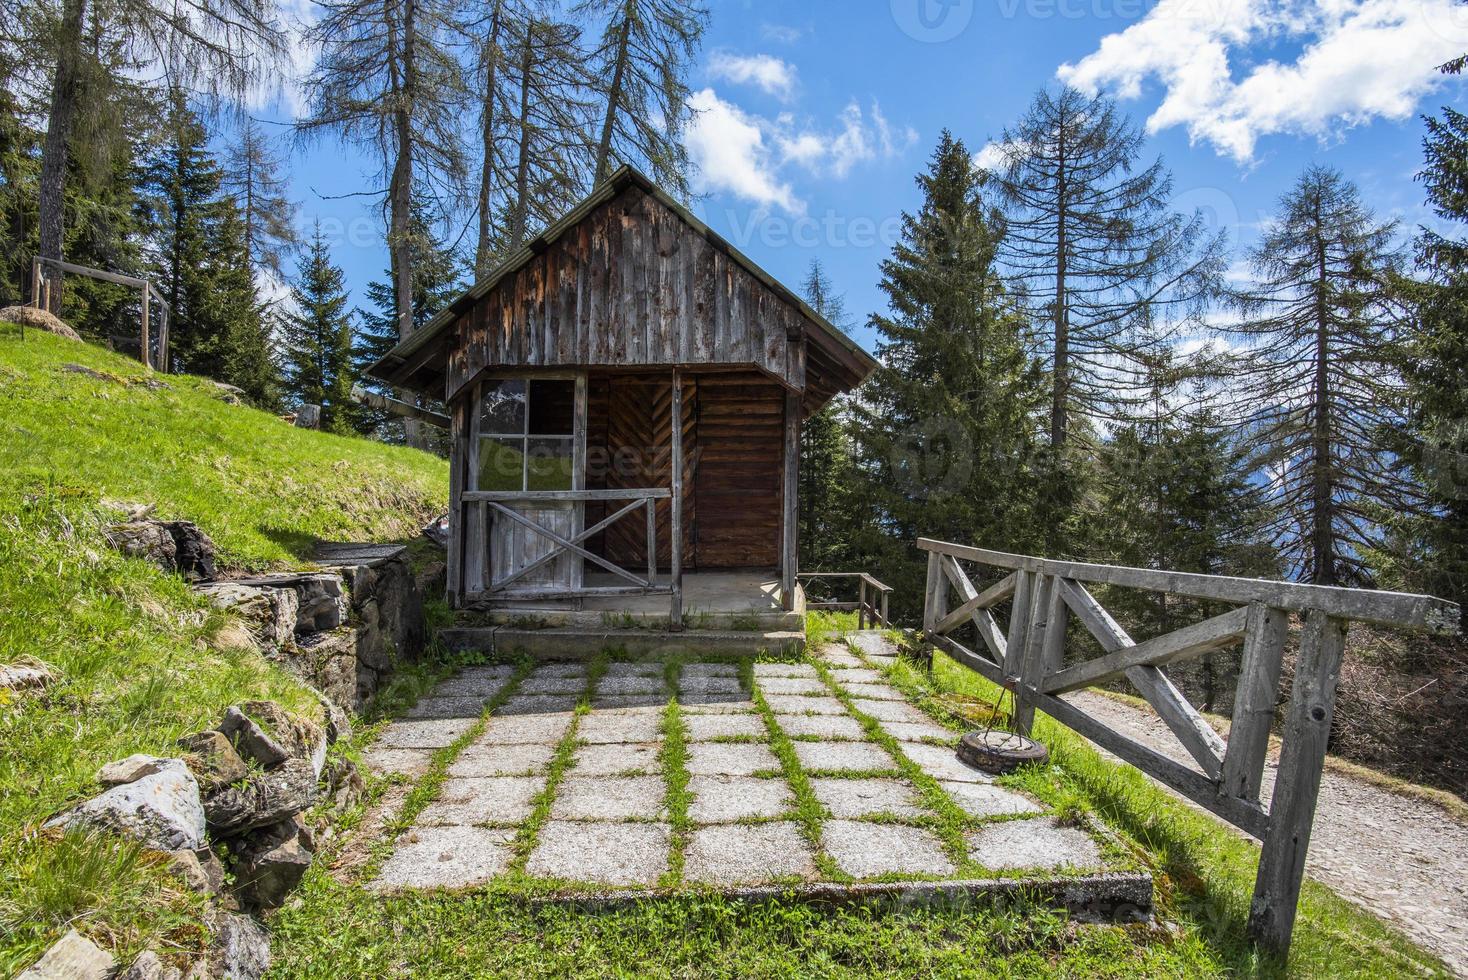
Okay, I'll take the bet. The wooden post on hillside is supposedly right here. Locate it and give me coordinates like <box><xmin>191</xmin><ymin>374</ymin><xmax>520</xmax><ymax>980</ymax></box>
<box><xmin>140</xmin><ymin>282</ymin><xmax>150</xmax><ymax>369</ymax></box>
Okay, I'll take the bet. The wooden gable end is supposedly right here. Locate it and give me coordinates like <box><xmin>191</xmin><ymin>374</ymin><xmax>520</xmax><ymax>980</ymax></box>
<box><xmin>444</xmin><ymin>185</ymin><xmax>808</xmax><ymax>403</ymax></box>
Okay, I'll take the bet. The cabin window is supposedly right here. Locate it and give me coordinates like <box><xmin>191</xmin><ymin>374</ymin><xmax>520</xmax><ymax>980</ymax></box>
<box><xmin>475</xmin><ymin>378</ymin><xmax>576</xmax><ymax>491</ymax></box>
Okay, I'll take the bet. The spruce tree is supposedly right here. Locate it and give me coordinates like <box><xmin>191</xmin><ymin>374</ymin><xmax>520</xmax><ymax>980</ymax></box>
<box><xmin>281</xmin><ymin>226</ymin><xmax>358</xmax><ymax>433</ymax></box>
<box><xmin>193</xmin><ymin>200</ymin><xmax>279</xmax><ymax>409</ymax></box>
<box><xmin>1230</xmin><ymin>167</ymin><xmax>1408</xmax><ymax>586</ymax></box>
<box><xmin>798</xmin><ymin>259</ymin><xmax>854</xmax><ymax>572</ymax></box>
<box><xmin>853</xmin><ymin>131</ymin><xmax>1046</xmax><ymax>620</ymax></box>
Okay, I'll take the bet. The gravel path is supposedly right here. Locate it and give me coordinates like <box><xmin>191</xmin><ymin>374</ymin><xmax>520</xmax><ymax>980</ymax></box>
<box><xmin>1069</xmin><ymin>691</ymin><xmax>1468</xmax><ymax>976</ymax></box>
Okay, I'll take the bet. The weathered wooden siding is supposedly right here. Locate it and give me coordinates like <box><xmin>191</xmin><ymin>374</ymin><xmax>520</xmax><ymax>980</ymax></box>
<box><xmin>694</xmin><ymin>374</ymin><xmax>782</xmax><ymax>569</ymax></box>
<box><xmin>444</xmin><ymin>186</ymin><xmax>808</xmax><ymax>404</ymax></box>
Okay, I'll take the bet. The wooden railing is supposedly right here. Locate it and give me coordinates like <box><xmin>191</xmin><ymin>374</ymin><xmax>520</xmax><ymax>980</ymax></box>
<box><xmin>799</xmin><ymin>572</ymin><xmax>894</xmax><ymax>628</ymax></box>
<box><xmin>461</xmin><ymin>488</ymin><xmax>682</xmax><ymax>625</ymax></box>
<box><xmin>917</xmin><ymin>537</ymin><xmax>1459</xmax><ymax>958</ymax></box>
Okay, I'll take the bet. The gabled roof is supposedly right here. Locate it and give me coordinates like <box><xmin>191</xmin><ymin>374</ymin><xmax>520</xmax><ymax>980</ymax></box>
<box><xmin>366</xmin><ymin>165</ymin><xmax>877</xmax><ymax>404</ymax></box>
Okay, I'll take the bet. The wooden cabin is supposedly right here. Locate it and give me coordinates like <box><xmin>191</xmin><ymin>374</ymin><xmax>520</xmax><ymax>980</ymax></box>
<box><xmin>367</xmin><ymin>167</ymin><xmax>877</xmax><ymax>644</ymax></box>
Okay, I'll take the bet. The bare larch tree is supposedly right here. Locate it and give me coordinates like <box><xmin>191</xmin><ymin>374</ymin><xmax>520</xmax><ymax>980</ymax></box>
<box><xmin>223</xmin><ymin>117</ymin><xmax>298</xmax><ymax>285</ymax></box>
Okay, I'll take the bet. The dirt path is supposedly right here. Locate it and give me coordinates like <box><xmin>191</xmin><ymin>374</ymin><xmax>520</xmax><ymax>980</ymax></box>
<box><xmin>1069</xmin><ymin>692</ymin><xmax>1468</xmax><ymax>976</ymax></box>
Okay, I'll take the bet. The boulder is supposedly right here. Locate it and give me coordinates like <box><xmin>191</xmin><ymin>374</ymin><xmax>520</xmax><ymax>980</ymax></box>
<box><xmin>107</xmin><ymin>520</ymin><xmax>217</xmax><ymax>581</ymax></box>
<box><xmin>232</xmin><ymin>701</ymin><xmax>326</xmax><ymax>776</ymax></box>
<box><xmin>0</xmin><ymin>661</ymin><xmax>54</xmax><ymax>692</ymax></box>
<box><xmin>219</xmin><ymin>707</ymin><xmax>289</xmax><ymax>769</ymax></box>
<box><xmin>0</xmin><ymin>305</ymin><xmax>81</xmax><ymax>341</ymax></box>
<box><xmin>98</xmin><ymin>753</ymin><xmax>169</xmax><ymax>787</ymax></box>
<box><xmin>167</xmin><ymin>847</ymin><xmax>225</xmax><ymax>896</ymax></box>
<box><xmin>231</xmin><ymin>816</ymin><xmax>314</xmax><ymax>909</ymax></box>
<box><xmin>18</xmin><ymin>929</ymin><xmax>114</xmax><ymax>979</ymax></box>
<box><xmin>203</xmin><ymin>757</ymin><xmax>317</xmax><ymax>836</ymax></box>
<box><xmin>48</xmin><ymin>758</ymin><xmax>204</xmax><ymax>851</ymax></box>
<box><xmin>207</xmin><ymin>913</ymin><xmax>271</xmax><ymax>980</ymax></box>
<box><xmin>177</xmin><ymin>731</ymin><xmax>249</xmax><ymax>793</ymax></box>
<box><xmin>289</xmin><ymin>630</ymin><xmax>359</xmax><ymax>711</ymax></box>
<box><xmin>196</xmin><ymin>583</ymin><xmax>297</xmax><ymax>655</ymax></box>
<box><xmin>117</xmin><ymin>950</ymin><xmax>180</xmax><ymax>980</ymax></box>
<box><xmin>231</xmin><ymin>573</ymin><xmax>347</xmax><ymax>633</ymax></box>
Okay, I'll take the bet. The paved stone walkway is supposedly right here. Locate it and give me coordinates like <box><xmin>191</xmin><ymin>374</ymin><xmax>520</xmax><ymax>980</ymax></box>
<box><xmin>361</xmin><ymin>640</ymin><xmax>1111</xmax><ymax>893</ymax></box>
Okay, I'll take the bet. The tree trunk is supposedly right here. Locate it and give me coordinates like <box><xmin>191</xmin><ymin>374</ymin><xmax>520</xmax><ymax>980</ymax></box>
<box><xmin>508</xmin><ymin>27</ymin><xmax>534</xmax><ymax>250</ymax></box>
<box><xmin>36</xmin><ymin>0</ymin><xmax>89</xmax><ymax>299</ymax></box>
<box><xmin>387</xmin><ymin>0</ymin><xmax>424</xmax><ymax>449</ymax></box>
<box><xmin>475</xmin><ymin>1</ymin><xmax>505</xmax><ymax>275</ymax></box>
<box><xmin>593</xmin><ymin>5</ymin><xmax>634</xmax><ymax>186</ymax></box>
<box><xmin>1310</xmin><ymin>223</ymin><xmax>1334</xmax><ymax>585</ymax></box>
<box><xmin>1050</xmin><ymin>122</ymin><xmax>1069</xmax><ymax>451</ymax></box>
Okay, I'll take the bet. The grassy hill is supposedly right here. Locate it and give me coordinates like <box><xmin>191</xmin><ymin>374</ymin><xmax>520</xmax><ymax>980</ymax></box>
<box><xmin>0</xmin><ymin>329</ymin><xmax>447</xmax><ymax>973</ymax></box>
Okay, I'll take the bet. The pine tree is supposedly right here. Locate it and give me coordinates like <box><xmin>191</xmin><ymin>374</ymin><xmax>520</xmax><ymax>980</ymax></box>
<box><xmin>281</xmin><ymin>225</ymin><xmax>358</xmax><ymax>433</ymax></box>
<box><xmin>136</xmin><ymin>89</ymin><xmax>224</xmax><ymax>371</ymax></box>
<box><xmin>577</xmin><ymin>0</ymin><xmax>707</xmax><ymax>197</ymax></box>
<box><xmin>798</xmin><ymin>259</ymin><xmax>854</xmax><ymax>572</ymax></box>
<box><xmin>194</xmin><ymin>199</ymin><xmax>279</xmax><ymax>408</ymax></box>
<box><xmin>853</xmin><ymin>131</ymin><xmax>1046</xmax><ymax>620</ymax></box>
<box><xmin>223</xmin><ymin>118</ymin><xmax>299</xmax><ymax>284</ymax></box>
<box><xmin>1230</xmin><ymin>166</ymin><xmax>1409</xmax><ymax>586</ymax></box>
<box><xmin>1377</xmin><ymin>108</ymin><xmax>1468</xmax><ymax>607</ymax></box>
<box><xmin>986</xmin><ymin>86</ymin><xmax>1224</xmax><ymax>451</ymax></box>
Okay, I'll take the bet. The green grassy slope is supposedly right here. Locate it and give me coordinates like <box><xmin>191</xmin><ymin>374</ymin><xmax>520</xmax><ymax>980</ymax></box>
<box><xmin>0</xmin><ymin>329</ymin><xmax>448</xmax><ymax>973</ymax></box>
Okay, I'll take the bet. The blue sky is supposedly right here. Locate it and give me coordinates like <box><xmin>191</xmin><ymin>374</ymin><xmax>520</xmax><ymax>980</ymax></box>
<box><xmin>255</xmin><ymin>0</ymin><xmax>1468</xmax><ymax>356</ymax></box>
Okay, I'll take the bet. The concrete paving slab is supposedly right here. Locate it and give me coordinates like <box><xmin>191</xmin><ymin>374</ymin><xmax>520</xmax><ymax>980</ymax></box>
<box><xmin>577</xmin><ymin>711</ymin><xmax>665</xmax><ymax>744</ymax></box>
<box><xmin>595</xmin><ymin>675</ymin><xmax>668</xmax><ymax>696</ymax></box>
<box><xmin>899</xmin><ymin>742</ymin><xmax>993</xmax><ymax>783</ymax></box>
<box><xmin>684</xmin><ymin>822</ymin><xmax>817</xmax><ymax>885</ymax></box>
<box><xmin>683</xmin><ymin>712</ymin><xmax>768</xmax><ymax>741</ymax></box>
<box><xmin>571</xmin><ymin>742</ymin><xmax>661</xmax><ymax>775</ymax></box>
<box><xmin>967</xmin><ymin>818</ymin><xmax>1101</xmax><ymax>870</ymax></box>
<box><xmin>432</xmin><ymin>666</ymin><xmax>514</xmax><ymax>698</ymax></box>
<box><xmin>449</xmin><ymin>742</ymin><xmax>556</xmax><ymax>778</ymax></box>
<box><xmin>497</xmin><ymin>694</ymin><xmax>582</xmax><ymax>715</ymax></box>
<box><xmin>822</xmin><ymin>820</ymin><xmax>956</xmax><ymax>878</ymax></box>
<box><xmin>526</xmin><ymin>821</ymin><xmax>670</xmax><ymax>886</ymax></box>
<box><xmin>774</xmin><ymin>714</ymin><xmax>868</xmax><ymax>740</ymax></box>
<box><xmin>791</xmin><ymin>740</ymin><xmax>897</xmax><ymax>774</ymax></box>
<box><xmin>762</xmin><ymin>695</ymin><xmax>847</xmax><ymax>716</ymax></box>
<box><xmin>679</xmin><ymin>676</ymin><xmax>746</xmax><ymax>696</ymax></box>
<box><xmin>375</xmin><ymin>718</ymin><xmax>475</xmax><ymax>749</ymax></box>
<box><xmin>591</xmin><ymin>693</ymin><xmax>671</xmax><ymax>711</ymax></box>
<box><xmin>679</xmin><ymin>693</ymin><xmax>758</xmax><ymax>711</ymax></box>
<box><xmin>938</xmin><ymin>781</ymin><xmax>1045</xmax><ymax>819</ymax></box>
<box><xmin>602</xmin><ymin>661</ymin><xmax>668</xmax><ymax>678</ymax></box>
<box><xmin>686</xmin><ymin>741</ymin><xmax>780</xmax><ymax>776</ymax></box>
<box><xmin>551</xmin><ymin>775</ymin><xmax>667</xmax><ymax>821</ymax></box>
<box><xmin>417</xmin><ymin>776</ymin><xmax>543</xmax><ymax>826</ymax></box>
<box><xmin>841</xmin><ymin>682</ymin><xmax>905</xmax><ymax>701</ymax></box>
<box><xmin>534</xmin><ymin>663</ymin><xmax>590</xmax><ymax>678</ymax></box>
<box><xmin>687</xmin><ymin>775</ymin><xmax>794</xmax><ymax>823</ymax></box>
<box><xmin>360</xmin><ymin>746</ymin><xmax>435</xmax><ymax>777</ymax></box>
<box><xmin>756</xmin><ymin>676</ymin><xmax>829</xmax><ymax>696</ymax></box>
<box><xmin>848</xmin><ymin>632</ymin><xmax>900</xmax><ymax>659</ymax></box>
<box><xmin>405</xmin><ymin>696</ymin><xmax>488</xmax><ymax>719</ymax></box>
<box><xmin>752</xmin><ymin>662</ymin><xmax>819</xmax><ymax>679</ymax></box>
<box><xmin>680</xmin><ymin>662</ymin><xmax>740</xmax><ymax>678</ymax></box>
<box><xmin>374</xmin><ymin>826</ymin><xmax>514</xmax><ymax>890</ymax></box>
<box><xmin>849</xmin><ymin>699</ymin><xmax>932</xmax><ymax>724</ymax></box>
<box><xmin>816</xmin><ymin>648</ymin><xmax>864</xmax><ymax>668</ymax></box>
<box><xmin>481</xmin><ymin>712</ymin><xmax>575</xmax><ymax>745</ymax></box>
<box><xmin>882</xmin><ymin>721</ymin><xmax>960</xmax><ymax>744</ymax></box>
<box><xmin>810</xmin><ymin>778</ymin><xmax>926</xmax><ymax>819</ymax></box>
<box><xmin>828</xmin><ymin>668</ymin><xmax>886</xmax><ymax>685</ymax></box>
<box><xmin>516</xmin><ymin>674</ymin><xmax>588</xmax><ymax>695</ymax></box>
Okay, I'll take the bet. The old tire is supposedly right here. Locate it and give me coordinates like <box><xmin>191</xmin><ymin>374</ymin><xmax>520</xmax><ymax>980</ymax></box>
<box><xmin>956</xmin><ymin>730</ymin><xmax>1049</xmax><ymax>775</ymax></box>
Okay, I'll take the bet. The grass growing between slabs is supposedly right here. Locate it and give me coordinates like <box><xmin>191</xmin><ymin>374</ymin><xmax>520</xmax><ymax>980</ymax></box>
<box><xmin>0</xmin><ymin>330</ymin><xmax>449</xmax><ymax>972</ymax></box>
<box><xmin>865</xmin><ymin>642</ymin><xmax>1454</xmax><ymax>979</ymax></box>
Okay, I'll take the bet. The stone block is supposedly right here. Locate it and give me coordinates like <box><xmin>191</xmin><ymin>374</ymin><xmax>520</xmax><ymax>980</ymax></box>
<box><xmin>687</xmin><ymin>774</ymin><xmax>793</xmax><ymax>823</ymax></box>
<box><xmin>967</xmin><ymin>818</ymin><xmax>1101</xmax><ymax>871</ymax></box>
<box><xmin>526</xmin><ymin>821</ymin><xmax>670</xmax><ymax>886</ymax></box>
<box><xmin>810</xmin><ymin>778</ymin><xmax>925</xmax><ymax>819</ymax></box>
<box><xmin>551</xmin><ymin>776</ymin><xmax>667</xmax><ymax>821</ymax></box>
<box><xmin>684</xmin><ymin>822</ymin><xmax>816</xmax><ymax>885</ymax></box>
<box><xmin>48</xmin><ymin>758</ymin><xmax>204</xmax><ymax>851</ymax></box>
<box><xmin>686</xmin><ymin>741</ymin><xmax>779</xmax><ymax>776</ymax></box>
<box><xmin>822</xmin><ymin>820</ymin><xmax>955</xmax><ymax>878</ymax></box>
<box><xmin>373</xmin><ymin>826</ymin><xmax>515</xmax><ymax>890</ymax></box>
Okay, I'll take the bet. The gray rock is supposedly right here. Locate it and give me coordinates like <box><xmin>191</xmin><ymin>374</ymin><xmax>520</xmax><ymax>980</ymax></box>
<box><xmin>289</xmin><ymin>630</ymin><xmax>359</xmax><ymax>714</ymax></box>
<box><xmin>0</xmin><ymin>662</ymin><xmax>53</xmax><ymax>691</ymax></box>
<box><xmin>196</xmin><ymin>584</ymin><xmax>297</xmax><ymax>654</ymax></box>
<box><xmin>168</xmin><ymin>847</ymin><xmax>225</xmax><ymax>895</ymax></box>
<box><xmin>109</xmin><ymin>520</ymin><xmax>217</xmax><ymax>581</ymax></box>
<box><xmin>177</xmin><ymin>731</ymin><xmax>249</xmax><ymax>792</ymax></box>
<box><xmin>231</xmin><ymin>818</ymin><xmax>314</xmax><ymax>909</ymax></box>
<box><xmin>166</xmin><ymin>522</ymin><xmax>217</xmax><ymax>582</ymax></box>
<box><xmin>203</xmin><ymin>757</ymin><xmax>318</xmax><ymax>836</ymax></box>
<box><xmin>219</xmin><ymin>707</ymin><xmax>289</xmax><ymax>768</ymax></box>
<box><xmin>18</xmin><ymin>929</ymin><xmax>114</xmax><ymax>979</ymax></box>
<box><xmin>232</xmin><ymin>573</ymin><xmax>347</xmax><ymax>633</ymax></box>
<box><xmin>208</xmin><ymin>913</ymin><xmax>271</xmax><ymax>980</ymax></box>
<box><xmin>324</xmin><ymin>756</ymin><xmax>364</xmax><ymax>810</ymax></box>
<box><xmin>98</xmin><ymin>753</ymin><xmax>169</xmax><ymax>787</ymax></box>
<box><xmin>117</xmin><ymin>950</ymin><xmax>180</xmax><ymax>980</ymax></box>
<box><xmin>48</xmin><ymin>758</ymin><xmax>205</xmax><ymax>850</ymax></box>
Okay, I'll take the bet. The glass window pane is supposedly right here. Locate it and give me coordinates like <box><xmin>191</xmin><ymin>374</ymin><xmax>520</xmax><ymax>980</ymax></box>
<box><xmin>479</xmin><ymin>379</ymin><xmax>526</xmax><ymax>435</ymax></box>
<box><xmin>525</xmin><ymin>438</ymin><xmax>575</xmax><ymax>491</ymax></box>
<box><xmin>528</xmin><ymin>379</ymin><xmax>576</xmax><ymax>435</ymax></box>
<box><xmin>477</xmin><ymin>437</ymin><xmax>525</xmax><ymax>491</ymax></box>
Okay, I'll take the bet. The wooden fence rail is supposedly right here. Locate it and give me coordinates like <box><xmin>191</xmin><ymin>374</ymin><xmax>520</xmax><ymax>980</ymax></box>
<box><xmin>916</xmin><ymin>537</ymin><xmax>1459</xmax><ymax>958</ymax></box>
<box><xmin>799</xmin><ymin>572</ymin><xmax>893</xmax><ymax>628</ymax></box>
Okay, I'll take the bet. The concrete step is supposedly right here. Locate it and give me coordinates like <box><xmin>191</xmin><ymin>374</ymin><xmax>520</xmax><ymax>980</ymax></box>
<box><xmin>439</xmin><ymin>627</ymin><xmax>805</xmax><ymax>659</ymax></box>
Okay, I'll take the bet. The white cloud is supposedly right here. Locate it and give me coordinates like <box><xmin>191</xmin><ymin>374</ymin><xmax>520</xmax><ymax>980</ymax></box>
<box><xmin>685</xmin><ymin>88</ymin><xmax>803</xmax><ymax>213</ymax></box>
<box><xmin>787</xmin><ymin>100</ymin><xmax>918</xmax><ymax>177</ymax></box>
<box><xmin>708</xmin><ymin>52</ymin><xmax>799</xmax><ymax>100</ymax></box>
<box><xmin>760</xmin><ymin>23</ymin><xmax>806</xmax><ymax>44</ymax></box>
<box><xmin>245</xmin><ymin>0</ymin><xmax>317</xmax><ymax>117</ymax></box>
<box><xmin>1058</xmin><ymin>0</ymin><xmax>1467</xmax><ymax>162</ymax></box>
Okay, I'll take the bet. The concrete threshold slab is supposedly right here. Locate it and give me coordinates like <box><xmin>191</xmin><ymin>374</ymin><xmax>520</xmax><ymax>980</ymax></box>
<box><xmin>441</xmin><ymin>626</ymin><xmax>804</xmax><ymax>659</ymax></box>
<box><xmin>519</xmin><ymin>872</ymin><xmax>1154</xmax><ymax>922</ymax></box>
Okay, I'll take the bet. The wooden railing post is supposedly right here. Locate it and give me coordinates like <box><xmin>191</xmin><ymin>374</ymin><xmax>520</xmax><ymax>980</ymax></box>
<box><xmin>858</xmin><ymin>577</ymin><xmax>868</xmax><ymax>629</ymax></box>
<box><xmin>1248</xmin><ymin>609</ymin><xmax>1347</xmax><ymax>956</ymax></box>
<box><xmin>1220</xmin><ymin>603</ymin><xmax>1288</xmax><ymax>802</ymax></box>
<box><xmin>880</xmin><ymin>587</ymin><xmax>890</xmax><ymax>627</ymax></box>
<box><xmin>1013</xmin><ymin>574</ymin><xmax>1057</xmax><ymax>735</ymax></box>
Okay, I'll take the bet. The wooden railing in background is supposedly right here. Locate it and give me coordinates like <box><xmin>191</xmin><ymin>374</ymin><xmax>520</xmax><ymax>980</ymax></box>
<box><xmin>31</xmin><ymin>256</ymin><xmax>170</xmax><ymax>371</ymax></box>
<box><xmin>799</xmin><ymin>571</ymin><xmax>894</xmax><ymax>628</ymax></box>
<box><xmin>916</xmin><ymin>537</ymin><xmax>1459</xmax><ymax>959</ymax></box>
